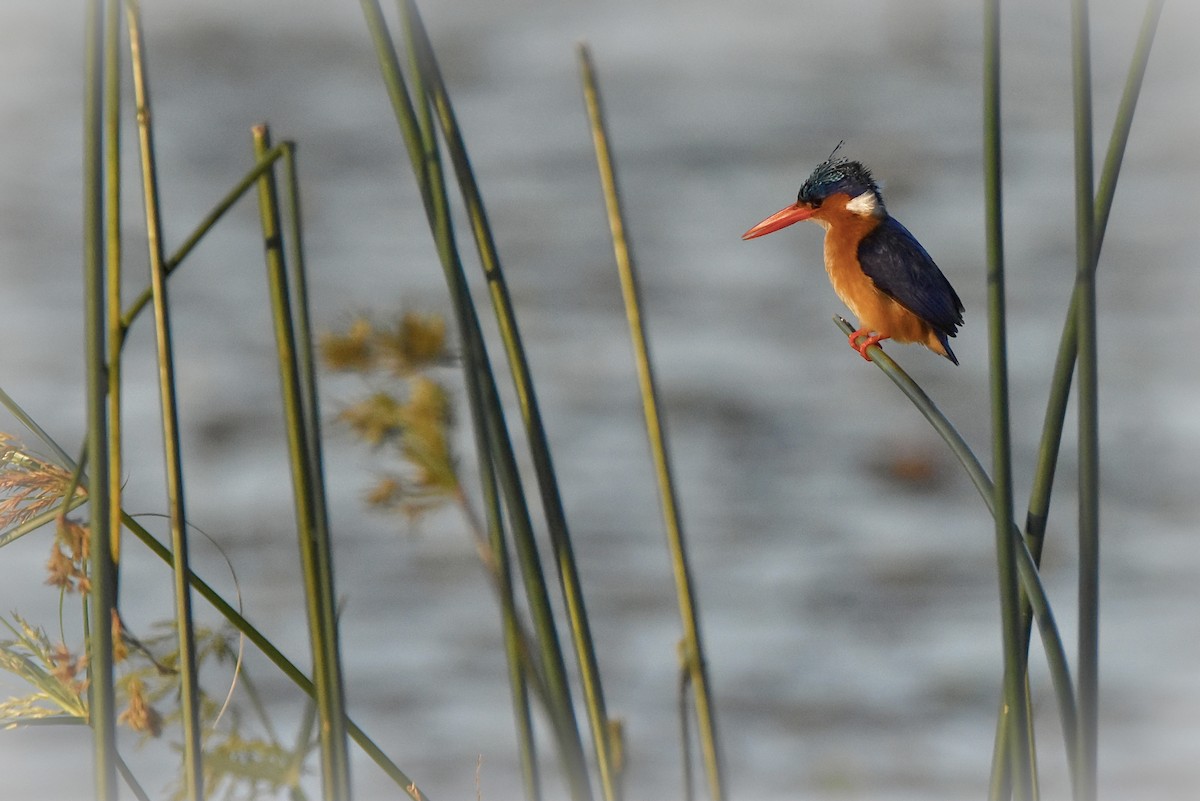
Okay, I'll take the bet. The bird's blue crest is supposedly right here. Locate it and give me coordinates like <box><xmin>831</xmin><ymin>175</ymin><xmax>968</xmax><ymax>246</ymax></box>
<box><xmin>798</xmin><ymin>144</ymin><xmax>883</xmax><ymax>207</ymax></box>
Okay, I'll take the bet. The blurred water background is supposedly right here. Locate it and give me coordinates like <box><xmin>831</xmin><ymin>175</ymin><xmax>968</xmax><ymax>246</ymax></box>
<box><xmin>1</xmin><ymin>1</ymin><xmax>1198</xmax><ymax>799</ymax></box>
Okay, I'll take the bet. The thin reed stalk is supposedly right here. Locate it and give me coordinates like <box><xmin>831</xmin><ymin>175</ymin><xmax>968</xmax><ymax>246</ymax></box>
<box><xmin>831</xmin><ymin>317</ymin><xmax>1079</xmax><ymax>769</ymax></box>
<box><xmin>83</xmin><ymin>1</ymin><xmax>118</xmax><ymax>798</ymax></box>
<box><xmin>1028</xmin><ymin>0</ymin><xmax>1163</xmax><ymax>530</ymax></box>
<box><xmin>120</xmin><ymin>508</ymin><xmax>420</xmax><ymax>796</ymax></box>
<box><xmin>391</xmin><ymin>73</ymin><xmax>546</xmax><ymax>793</ymax></box>
<box><xmin>124</xmin><ymin>3</ymin><xmax>204</xmax><ymax>797</ymax></box>
<box><xmin>981</xmin><ymin>0</ymin><xmax>1035</xmax><ymax>797</ymax></box>
<box><xmin>1069</xmin><ymin>1</ymin><xmax>1100</xmax><ymax>797</ymax></box>
<box><xmin>398</xmin><ymin>9</ymin><xmax>572</xmax><ymax>796</ymax></box>
<box><xmin>476</xmin><ymin>451</ymin><xmax>543</xmax><ymax>801</ymax></box>
<box><xmin>279</xmin><ymin>142</ymin><xmax>327</xmax><ymax>511</ymax></box>
<box><xmin>116</xmin><ymin>753</ymin><xmax>153</xmax><ymax>801</ymax></box>
<box><xmin>252</xmin><ymin>124</ymin><xmax>352</xmax><ymax>801</ymax></box>
<box><xmin>360</xmin><ymin>3</ymin><xmax>594</xmax><ymax>798</ymax></box>
<box><xmin>120</xmin><ymin>144</ymin><xmax>287</xmax><ymax>329</ymax></box>
<box><xmin>103</xmin><ymin>0</ymin><xmax>123</xmax><ymax>581</ymax></box>
<box><xmin>994</xmin><ymin>4</ymin><xmax>1163</xmax><ymax>795</ymax></box>
<box><xmin>398</xmin><ymin>6</ymin><xmax>621</xmax><ymax>799</ymax></box>
<box><xmin>276</xmin><ymin>145</ymin><xmax>349</xmax><ymax>756</ymax></box>
<box><xmin>0</xmin><ymin>382</ymin><xmax>428</xmax><ymax>795</ymax></box>
<box><xmin>394</xmin><ymin>73</ymin><xmax>545</xmax><ymax>787</ymax></box>
<box><xmin>577</xmin><ymin>43</ymin><xmax>724</xmax><ymax>801</ymax></box>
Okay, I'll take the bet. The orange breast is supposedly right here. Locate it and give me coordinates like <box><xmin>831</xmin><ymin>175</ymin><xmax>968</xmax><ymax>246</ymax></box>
<box><xmin>820</xmin><ymin>215</ymin><xmax>944</xmax><ymax>352</ymax></box>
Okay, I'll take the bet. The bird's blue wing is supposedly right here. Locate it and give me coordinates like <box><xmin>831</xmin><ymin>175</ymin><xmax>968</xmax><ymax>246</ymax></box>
<box><xmin>858</xmin><ymin>216</ymin><xmax>964</xmax><ymax>336</ymax></box>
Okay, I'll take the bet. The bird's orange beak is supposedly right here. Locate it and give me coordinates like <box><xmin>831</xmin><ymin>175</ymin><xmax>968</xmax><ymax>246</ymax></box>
<box><xmin>741</xmin><ymin>203</ymin><xmax>816</xmax><ymax>240</ymax></box>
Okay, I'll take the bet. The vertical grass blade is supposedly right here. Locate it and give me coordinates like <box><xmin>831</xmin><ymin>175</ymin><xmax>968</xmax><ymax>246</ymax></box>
<box><xmin>1004</xmin><ymin>6</ymin><xmax>1162</xmax><ymax>795</ymax></box>
<box><xmin>479</xmin><ymin>460</ymin><xmax>544</xmax><ymax>801</ymax></box>
<box><xmin>125</xmin><ymin>4</ymin><xmax>204</xmax><ymax>797</ymax></box>
<box><xmin>277</xmin><ymin>144</ymin><xmax>342</xmax><ymax>666</ymax></box>
<box><xmin>981</xmin><ymin>1</ymin><xmax>1035</xmax><ymax>798</ymax></box>
<box><xmin>1031</xmin><ymin>2</ymin><xmax>1159</xmax><ymax>477</ymax></box>
<box><xmin>577</xmin><ymin>43</ymin><xmax>724</xmax><ymax>801</ymax></box>
<box><xmin>252</xmin><ymin>124</ymin><xmax>352</xmax><ymax>801</ymax></box>
<box><xmin>1069</xmin><ymin>1</ymin><xmax>1099</xmax><ymax>798</ymax></box>
<box><xmin>279</xmin><ymin>143</ymin><xmax>323</xmax><ymax>475</ymax></box>
<box><xmin>401</xmin><ymin>13</ymin><xmax>618</xmax><ymax>801</ymax></box>
<box><xmin>378</xmin><ymin>61</ymin><xmax>545</xmax><ymax>795</ymax></box>
<box><xmin>83</xmin><ymin>1</ymin><xmax>118</xmax><ymax>798</ymax></box>
<box><xmin>104</xmin><ymin>0</ymin><xmax>124</xmax><ymax>577</ymax></box>
<box><xmin>398</xmin><ymin>7</ymin><xmax>621</xmax><ymax>799</ymax></box>
<box><xmin>1090</xmin><ymin>0</ymin><xmax>1162</xmax><ymax>266</ymax></box>
<box><xmin>360</xmin><ymin>3</ymin><xmax>593</xmax><ymax>798</ymax></box>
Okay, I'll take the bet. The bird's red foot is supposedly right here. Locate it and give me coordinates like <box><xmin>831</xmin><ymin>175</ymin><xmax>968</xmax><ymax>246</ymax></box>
<box><xmin>848</xmin><ymin>328</ymin><xmax>889</xmax><ymax>361</ymax></box>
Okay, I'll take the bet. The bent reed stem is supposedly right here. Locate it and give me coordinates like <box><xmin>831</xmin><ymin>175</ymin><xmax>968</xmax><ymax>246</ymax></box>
<box><xmin>831</xmin><ymin>316</ymin><xmax>1079</xmax><ymax>781</ymax></box>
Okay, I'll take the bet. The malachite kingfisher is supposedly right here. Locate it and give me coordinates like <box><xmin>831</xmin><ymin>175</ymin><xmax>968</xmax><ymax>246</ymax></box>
<box><xmin>742</xmin><ymin>146</ymin><xmax>964</xmax><ymax>364</ymax></box>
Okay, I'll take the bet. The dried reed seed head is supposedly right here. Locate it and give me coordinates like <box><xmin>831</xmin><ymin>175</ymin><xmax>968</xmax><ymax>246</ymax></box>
<box><xmin>0</xmin><ymin>438</ymin><xmax>80</xmax><ymax>531</ymax></box>
<box><xmin>397</xmin><ymin>311</ymin><xmax>447</xmax><ymax>364</ymax></box>
<box><xmin>118</xmin><ymin>677</ymin><xmax>163</xmax><ymax>737</ymax></box>
<box><xmin>339</xmin><ymin>392</ymin><xmax>406</xmax><ymax>446</ymax></box>
<box><xmin>320</xmin><ymin>317</ymin><xmax>375</xmax><ymax>372</ymax></box>
<box><xmin>365</xmin><ymin>476</ymin><xmax>404</xmax><ymax>509</ymax></box>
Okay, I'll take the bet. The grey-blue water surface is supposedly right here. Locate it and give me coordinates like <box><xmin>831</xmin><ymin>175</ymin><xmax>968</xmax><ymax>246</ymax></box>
<box><xmin>2</xmin><ymin>1</ymin><xmax>1198</xmax><ymax>799</ymax></box>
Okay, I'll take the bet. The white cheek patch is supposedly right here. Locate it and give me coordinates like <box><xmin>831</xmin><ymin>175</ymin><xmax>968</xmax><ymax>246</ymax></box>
<box><xmin>845</xmin><ymin>191</ymin><xmax>878</xmax><ymax>216</ymax></box>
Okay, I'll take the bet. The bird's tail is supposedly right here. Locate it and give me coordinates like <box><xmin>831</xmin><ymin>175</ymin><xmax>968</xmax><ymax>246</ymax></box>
<box><xmin>934</xmin><ymin>332</ymin><xmax>960</xmax><ymax>365</ymax></box>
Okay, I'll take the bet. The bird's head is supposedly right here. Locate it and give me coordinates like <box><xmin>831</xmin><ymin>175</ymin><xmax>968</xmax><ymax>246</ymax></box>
<box><xmin>743</xmin><ymin>146</ymin><xmax>886</xmax><ymax>239</ymax></box>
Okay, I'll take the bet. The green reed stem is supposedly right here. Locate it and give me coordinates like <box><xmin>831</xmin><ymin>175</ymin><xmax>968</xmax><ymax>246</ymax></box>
<box><xmin>401</xmin><ymin>8</ymin><xmax>618</xmax><ymax>800</ymax></box>
<box><xmin>122</xmin><ymin>508</ymin><xmax>423</xmax><ymax>797</ymax></box>
<box><xmin>104</xmin><ymin>0</ymin><xmax>124</xmax><ymax>577</ymax></box>
<box><xmin>1089</xmin><ymin>0</ymin><xmax>1162</xmax><ymax>274</ymax></box>
<box><xmin>996</xmin><ymin>4</ymin><xmax>1162</xmax><ymax>796</ymax></box>
<box><xmin>0</xmin><ymin>393</ymin><xmax>427</xmax><ymax>798</ymax></box>
<box><xmin>124</xmin><ymin>4</ymin><xmax>204</xmax><ymax>797</ymax></box>
<box><xmin>277</xmin><ymin>141</ymin><xmax>338</xmax><ymax>633</ymax></box>
<box><xmin>398</xmin><ymin>7</ymin><xmax>620</xmax><ymax>800</ymax></box>
<box><xmin>252</xmin><ymin>124</ymin><xmax>351</xmax><ymax>801</ymax></box>
<box><xmin>1069</xmin><ymin>1</ymin><xmax>1099</xmax><ymax>797</ymax></box>
<box><xmin>1032</xmin><ymin>0</ymin><xmax>1158</xmax><ymax>655</ymax></box>
<box><xmin>116</xmin><ymin>752</ymin><xmax>153</xmax><ymax>801</ymax></box>
<box><xmin>396</xmin><ymin>7</ymin><xmax>551</xmax><ymax>789</ymax></box>
<box><xmin>477</xmin><ymin>475</ymin><xmax>543</xmax><ymax>801</ymax></box>
<box><xmin>83</xmin><ymin>2</ymin><xmax>118</xmax><ymax>798</ymax></box>
<box><xmin>982</xmin><ymin>0</ymin><xmax>1035</xmax><ymax>797</ymax></box>
<box><xmin>578</xmin><ymin>43</ymin><xmax>723</xmax><ymax>801</ymax></box>
<box><xmin>832</xmin><ymin>317</ymin><xmax>1079</xmax><ymax>769</ymax></box>
<box><xmin>279</xmin><ymin>143</ymin><xmax>319</xmax><ymax>467</ymax></box>
<box><xmin>120</xmin><ymin>145</ymin><xmax>287</xmax><ymax>331</ymax></box>
<box><xmin>400</xmin><ymin>53</ymin><xmax>545</xmax><ymax>796</ymax></box>
<box><xmin>360</xmin><ymin>4</ymin><xmax>594</xmax><ymax>799</ymax></box>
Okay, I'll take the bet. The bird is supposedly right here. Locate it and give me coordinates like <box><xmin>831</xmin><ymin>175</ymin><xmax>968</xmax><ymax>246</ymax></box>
<box><xmin>742</xmin><ymin>145</ymin><xmax>964</xmax><ymax>364</ymax></box>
